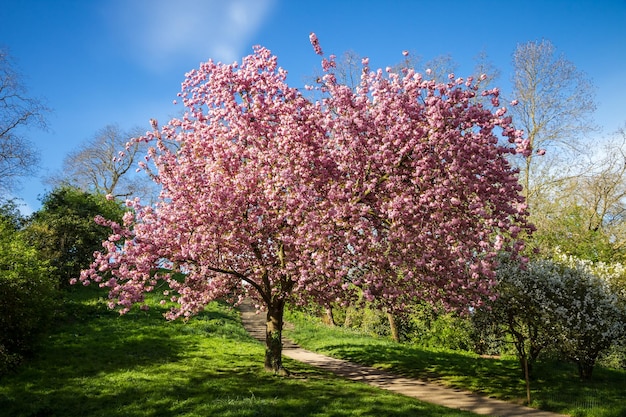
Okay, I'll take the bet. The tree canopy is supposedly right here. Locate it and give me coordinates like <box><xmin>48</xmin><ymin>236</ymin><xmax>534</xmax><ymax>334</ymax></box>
<box><xmin>78</xmin><ymin>35</ymin><xmax>532</xmax><ymax>373</ymax></box>
<box><xmin>25</xmin><ymin>186</ymin><xmax>126</xmax><ymax>286</ymax></box>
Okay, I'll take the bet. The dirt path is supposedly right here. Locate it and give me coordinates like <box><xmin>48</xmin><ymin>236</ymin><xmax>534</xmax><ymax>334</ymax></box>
<box><xmin>238</xmin><ymin>301</ymin><xmax>569</xmax><ymax>417</ymax></box>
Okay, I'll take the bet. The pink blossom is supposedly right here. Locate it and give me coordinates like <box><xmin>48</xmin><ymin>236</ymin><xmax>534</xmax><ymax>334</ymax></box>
<box><xmin>309</xmin><ymin>32</ymin><xmax>323</xmax><ymax>55</ymax></box>
<box><xmin>78</xmin><ymin>37</ymin><xmax>532</xmax><ymax>371</ymax></box>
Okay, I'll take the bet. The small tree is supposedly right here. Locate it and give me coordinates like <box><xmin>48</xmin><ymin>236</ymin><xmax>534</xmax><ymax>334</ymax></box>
<box><xmin>553</xmin><ymin>253</ymin><xmax>626</xmax><ymax>379</ymax></box>
<box><xmin>79</xmin><ymin>35</ymin><xmax>531</xmax><ymax>373</ymax></box>
<box><xmin>477</xmin><ymin>255</ymin><xmax>625</xmax><ymax>386</ymax></box>
<box><xmin>477</xmin><ymin>257</ymin><xmax>561</xmax><ymax>403</ymax></box>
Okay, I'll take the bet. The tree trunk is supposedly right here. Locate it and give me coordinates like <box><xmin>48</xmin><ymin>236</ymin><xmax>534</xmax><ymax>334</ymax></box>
<box><xmin>522</xmin><ymin>355</ymin><xmax>532</xmax><ymax>405</ymax></box>
<box><xmin>324</xmin><ymin>305</ymin><xmax>336</xmax><ymax>327</ymax></box>
<box><xmin>264</xmin><ymin>299</ymin><xmax>288</xmax><ymax>375</ymax></box>
<box><xmin>387</xmin><ymin>311</ymin><xmax>400</xmax><ymax>342</ymax></box>
<box><xmin>577</xmin><ymin>359</ymin><xmax>595</xmax><ymax>380</ymax></box>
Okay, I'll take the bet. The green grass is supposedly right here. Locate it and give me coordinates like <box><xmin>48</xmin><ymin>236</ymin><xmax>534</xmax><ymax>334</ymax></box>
<box><xmin>285</xmin><ymin>311</ymin><xmax>626</xmax><ymax>417</ymax></box>
<box><xmin>0</xmin><ymin>288</ymin><xmax>480</xmax><ymax>417</ymax></box>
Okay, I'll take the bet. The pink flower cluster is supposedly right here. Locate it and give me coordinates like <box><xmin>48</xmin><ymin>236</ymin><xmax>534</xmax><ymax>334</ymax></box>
<box><xmin>78</xmin><ymin>34</ymin><xmax>532</xmax><ymax>319</ymax></box>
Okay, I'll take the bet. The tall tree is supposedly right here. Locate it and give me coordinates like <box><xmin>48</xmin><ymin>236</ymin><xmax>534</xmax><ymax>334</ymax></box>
<box><xmin>78</xmin><ymin>35</ymin><xmax>531</xmax><ymax>373</ymax></box>
<box><xmin>531</xmin><ymin>128</ymin><xmax>626</xmax><ymax>262</ymax></box>
<box><xmin>0</xmin><ymin>49</ymin><xmax>48</xmax><ymax>195</ymax></box>
<box><xmin>47</xmin><ymin>124</ymin><xmax>156</xmax><ymax>202</ymax></box>
<box><xmin>509</xmin><ymin>39</ymin><xmax>596</xmax><ymax>204</ymax></box>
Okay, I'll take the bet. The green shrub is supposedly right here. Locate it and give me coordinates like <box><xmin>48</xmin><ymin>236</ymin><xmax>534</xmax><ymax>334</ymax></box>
<box><xmin>598</xmin><ymin>340</ymin><xmax>626</xmax><ymax>370</ymax></box>
<box><xmin>405</xmin><ymin>311</ymin><xmax>474</xmax><ymax>351</ymax></box>
<box><xmin>0</xmin><ymin>220</ymin><xmax>55</xmax><ymax>374</ymax></box>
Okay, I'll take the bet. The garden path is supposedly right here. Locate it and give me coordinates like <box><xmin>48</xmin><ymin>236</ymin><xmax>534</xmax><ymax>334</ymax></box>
<box><xmin>239</xmin><ymin>301</ymin><xmax>569</xmax><ymax>417</ymax></box>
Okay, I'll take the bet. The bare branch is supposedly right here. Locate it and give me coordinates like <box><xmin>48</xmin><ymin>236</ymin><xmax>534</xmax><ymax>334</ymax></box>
<box><xmin>0</xmin><ymin>48</ymin><xmax>48</xmax><ymax>195</ymax></box>
<box><xmin>46</xmin><ymin>124</ymin><xmax>158</xmax><ymax>202</ymax></box>
<box><xmin>508</xmin><ymin>40</ymin><xmax>598</xmax><ymax>203</ymax></box>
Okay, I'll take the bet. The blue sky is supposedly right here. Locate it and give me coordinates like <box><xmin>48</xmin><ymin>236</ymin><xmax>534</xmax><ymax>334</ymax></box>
<box><xmin>1</xmin><ymin>0</ymin><xmax>625</xmax><ymax>213</ymax></box>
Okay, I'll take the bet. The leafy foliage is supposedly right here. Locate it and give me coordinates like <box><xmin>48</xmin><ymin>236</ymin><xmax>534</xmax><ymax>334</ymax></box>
<box><xmin>531</xmin><ymin>202</ymin><xmax>619</xmax><ymax>262</ymax></box>
<box><xmin>0</xmin><ymin>216</ymin><xmax>54</xmax><ymax>374</ymax></box>
<box><xmin>23</xmin><ymin>186</ymin><xmax>126</xmax><ymax>287</ymax></box>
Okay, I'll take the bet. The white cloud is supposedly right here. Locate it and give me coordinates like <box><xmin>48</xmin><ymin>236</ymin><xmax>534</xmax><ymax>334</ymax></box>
<box><xmin>106</xmin><ymin>0</ymin><xmax>275</xmax><ymax>71</ymax></box>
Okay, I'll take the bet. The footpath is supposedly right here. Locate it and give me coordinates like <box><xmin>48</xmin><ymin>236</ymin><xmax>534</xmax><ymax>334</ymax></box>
<box><xmin>239</xmin><ymin>301</ymin><xmax>569</xmax><ymax>417</ymax></box>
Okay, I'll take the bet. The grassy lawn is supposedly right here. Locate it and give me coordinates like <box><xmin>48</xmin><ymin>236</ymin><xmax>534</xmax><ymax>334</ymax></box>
<box><xmin>0</xmin><ymin>288</ymin><xmax>479</xmax><ymax>417</ymax></box>
<box><xmin>285</xmin><ymin>312</ymin><xmax>626</xmax><ymax>417</ymax></box>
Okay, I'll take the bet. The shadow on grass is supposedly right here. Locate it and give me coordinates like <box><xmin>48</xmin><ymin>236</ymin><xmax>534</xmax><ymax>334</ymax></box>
<box><xmin>287</xmin><ymin>321</ymin><xmax>626</xmax><ymax>417</ymax></box>
<box><xmin>316</xmin><ymin>342</ymin><xmax>524</xmax><ymax>399</ymax></box>
<box><xmin>0</xmin><ymin>289</ymin><xmax>478</xmax><ymax>417</ymax></box>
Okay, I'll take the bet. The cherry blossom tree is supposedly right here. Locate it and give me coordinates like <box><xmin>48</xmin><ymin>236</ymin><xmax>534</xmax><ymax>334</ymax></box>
<box><xmin>78</xmin><ymin>34</ymin><xmax>532</xmax><ymax>373</ymax></box>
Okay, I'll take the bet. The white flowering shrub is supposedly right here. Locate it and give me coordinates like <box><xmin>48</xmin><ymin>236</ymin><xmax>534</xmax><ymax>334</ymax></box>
<box><xmin>474</xmin><ymin>254</ymin><xmax>626</xmax><ymax>380</ymax></box>
<box><xmin>549</xmin><ymin>252</ymin><xmax>626</xmax><ymax>379</ymax></box>
<box><xmin>473</xmin><ymin>257</ymin><xmax>562</xmax><ymax>376</ymax></box>
<box><xmin>554</xmin><ymin>249</ymin><xmax>626</xmax><ymax>305</ymax></box>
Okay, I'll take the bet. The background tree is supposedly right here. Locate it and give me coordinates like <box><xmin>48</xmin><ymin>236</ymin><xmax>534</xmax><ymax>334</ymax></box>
<box><xmin>508</xmin><ymin>39</ymin><xmax>596</xmax><ymax>204</ymax></box>
<box><xmin>0</xmin><ymin>49</ymin><xmax>48</xmax><ymax>195</ymax></box>
<box><xmin>531</xmin><ymin>128</ymin><xmax>626</xmax><ymax>262</ymax></box>
<box><xmin>46</xmin><ymin>124</ymin><xmax>157</xmax><ymax>202</ymax></box>
<box><xmin>574</xmin><ymin>130</ymin><xmax>626</xmax><ymax>257</ymax></box>
<box><xmin>24</xmin><ymin>186</ymin><xmax>126</xmax><ymax>286</ymax></box>
<box><xmin>0</xmin><ymin>198</ymin><xmax>26</xmax><ymax>229</ymax></box>
<box><xmin>78</xmin><ymin>36</ymin><xmax>531</xmax><ymax>374</ymax></box>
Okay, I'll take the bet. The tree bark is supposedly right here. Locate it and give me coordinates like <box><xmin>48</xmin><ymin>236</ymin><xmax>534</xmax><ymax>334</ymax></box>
<box><xmin>387</xmin><ymin>311</ymin><xmax>400</xmax><ymax>342</ymax></box>
<box><xmin>264</xmin><ymin>298</ymin><xmax>288</xmax><ymax>375</ymax></box>
<box><xmin>324</xmin><ymin>305</ymin><xmax>336</xmax><ymax>327</ymax></box>
<box><xmin>577</xmin><ymin>359</ymin><xmax>595</xmax><ymax>380</ymax></box>
<box><xmin>523</xmin><ymin>355</ymin><xmax>532</xmax><ymax>405</ymax></box>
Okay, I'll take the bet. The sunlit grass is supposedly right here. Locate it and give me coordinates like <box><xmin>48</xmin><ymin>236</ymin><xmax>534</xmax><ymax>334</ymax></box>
<box><xmin>0</xmin><ymin>287</ymin><xmax>479</xmax><ymax>417</ymax></box>
<box><xmin>285</xmin><ymin>310</ymin><xmax>626</xmax><ymax>417</ymax></box>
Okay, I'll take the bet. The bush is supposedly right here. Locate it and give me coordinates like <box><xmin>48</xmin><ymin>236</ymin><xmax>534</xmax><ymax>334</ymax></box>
<box><xmin>0</xmin><ymin>219</ymin><xmax>55</xmax><ymax>374</ymax></box>
<box><xmin>598</xmin><ymin>341</ymin><xmax>626</xmax><ymax>370</ymax></box>
<box><xmin>474</xmin><ymin>255</ymin><xmax>626</xmax><ymax>380</ymax></box>
<box><xmin>343</xmin><ymin>305</ymin><xmax>390</xmax><ymax>337</ymax></box>
<box><xmin>405</xmin><ymin>305</ymin><xmax>474</xmax><ymax>351</ymax></box>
